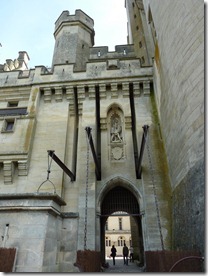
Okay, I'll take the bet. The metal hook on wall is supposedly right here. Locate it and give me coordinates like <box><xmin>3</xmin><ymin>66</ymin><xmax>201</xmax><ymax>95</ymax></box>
<box><xmin>37</xmin><ymin>151</ymin><xmax>56</xmax><ymax>194</ymax></box>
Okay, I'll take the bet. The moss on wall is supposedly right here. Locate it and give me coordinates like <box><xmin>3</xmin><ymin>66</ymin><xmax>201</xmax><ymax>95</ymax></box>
<box><xmin>149</xmin><ymin>89</ymin><xmax>173</xmax><ymax>248</ymax></box>
<box><xmin>24</xmin><ymin>119</ymin><xmax>35</xmax><ymax>152</ymax></box>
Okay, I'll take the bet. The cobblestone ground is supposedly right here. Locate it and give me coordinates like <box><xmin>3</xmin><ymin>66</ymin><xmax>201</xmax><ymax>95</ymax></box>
<box><xmin>103</xmin><ymin>257</ymin><xmax>145</xmax><ymax>273</ymax></box>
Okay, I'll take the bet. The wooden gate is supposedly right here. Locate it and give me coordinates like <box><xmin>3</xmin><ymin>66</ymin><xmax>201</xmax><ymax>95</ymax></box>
<box><xmin>145</xmin><ymin>250</ymin><xmax>204</xmax><ymax>272</ymax></box>
<box><xmin>0</xmin><ymin>247</ymin><xmax>17</xmax><ymax>272</ymax></box>
<box><xmin>75</xmin><ymin>250</ymin><xmax>101</xmax><ymax>272</ymax></box>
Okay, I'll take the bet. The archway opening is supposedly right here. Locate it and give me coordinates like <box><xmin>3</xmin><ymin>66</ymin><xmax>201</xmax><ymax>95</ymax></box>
<box><xmin>100</xmin><ymin>185</ymin><xmax>144</xmax><ymax>265</ymax></box>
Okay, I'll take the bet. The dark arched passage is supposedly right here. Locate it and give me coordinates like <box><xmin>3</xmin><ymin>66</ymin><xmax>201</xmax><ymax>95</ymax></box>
<box><xmin>100</xmin><ymin>185</ymin><xmax>144</xmax><ymax>265</ymax></box>
<box><xmin>101</xmin><ymin>186</ymin><xmax>140</xmax><ymax>215</ymax></box>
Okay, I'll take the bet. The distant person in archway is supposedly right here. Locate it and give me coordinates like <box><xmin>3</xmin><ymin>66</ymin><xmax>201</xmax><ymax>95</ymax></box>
<box><xmin>110</xmin><ymin>245</ymin><xmax>117</xmax><ymax>265</ymax></box>
<box><xmin>123</xmin><ymin>243</ymin><xmax>129</xmax><ymax>265</ymax></box>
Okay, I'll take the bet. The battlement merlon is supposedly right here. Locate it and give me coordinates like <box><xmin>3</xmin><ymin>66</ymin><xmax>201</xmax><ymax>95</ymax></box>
<box><xmin>54</xmin><ymin>10</ymin><xmax>95</xmax><ymax>45</ymax></box>
<box><xmin>90</xmin><ymin>45</ymin><xmax>135</xmax><ymax>59</ymax></box>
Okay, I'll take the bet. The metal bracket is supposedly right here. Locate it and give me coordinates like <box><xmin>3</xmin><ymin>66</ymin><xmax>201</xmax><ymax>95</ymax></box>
<box><xmin>48</xmin><ymin>150</ymin><xmax>75</xmax><ymax>181</ymax></box>
<box><xmin>137</xmin><ymin>125</ymin><xmax>149</xmax><ymax>178</ymax></box>
<box><xmin>85</xmin><ymin>127</ymin><xmax>101</xmax><ymax>180</ymax></box>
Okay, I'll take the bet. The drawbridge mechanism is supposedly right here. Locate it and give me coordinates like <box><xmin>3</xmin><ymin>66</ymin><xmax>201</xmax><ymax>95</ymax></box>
<box><xmin>37</xmin><ymin>124</ymin><xmax>148</xmax><ymax>193</ymax></box>
<box><xmin>85</xmin><ymin>127</ymin><xmax>101</xmax><ymax>180</ymax></box>
<box><xmin>47</xmin><ymin>150</ymin><xmax>75</xmax><ymax>181</ymax></box>
<box><xmin>85</xmin><ymin>125</ymin><xmax>149</xmax><ymax>181</ymax></box>
<box><xmin>37</xmin><ymin>150</ymin><xmax>75</xmax><ymax>193</ymax></box>
<box><xmin>137</xmin><ymin>125</ymin><xmax>149</xmax><ymax>178</ymax></box>
<box><xmin>37</xmin><ymin>150</ymin><xmax>56</xmax><ymax>193</ymax></box>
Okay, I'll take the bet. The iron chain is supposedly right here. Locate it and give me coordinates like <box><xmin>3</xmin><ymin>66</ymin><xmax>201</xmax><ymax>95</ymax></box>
<box><xmin>84</xmin><ymin>131</ymin><xmax>90</xmax><ymax>250</ymax></box>
<box><xmin>145</xmin><ymin>129</ymin><xmax>164</xmax><ymax>251</ymax></box>
<box><xmin>47</xmin><ymin>151</ymin><xmax>54</xmax><ymax>179</ymax></box>
<box><xmin>37</xmin><ymin>151</ymin><xmax>56</xmax><ymax>194</ymax></box>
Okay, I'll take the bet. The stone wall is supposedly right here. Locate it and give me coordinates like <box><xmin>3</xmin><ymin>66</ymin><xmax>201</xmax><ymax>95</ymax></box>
<box><xmin>172</xmin><ymin>159</ymin><xmax>205</xmax><ymax>255</ymax></box>
<box><xmin>142</xmin><ymin>0</ymin><xmax>204</xmax><ymax>254</ymax></box>
<box><xmin>0</xmin><ymin>194</ymin><xmax>68</xmax><ymax>272</ymax></box>
<box><xmin>143</xmin><ymin>0</ymin><xmax>204</xmax><ymax>189</ymax></box>
<box><xmin>0</xmin><ymin>2</ymin><xmax>204</xmax><ymax>271</ymax></box>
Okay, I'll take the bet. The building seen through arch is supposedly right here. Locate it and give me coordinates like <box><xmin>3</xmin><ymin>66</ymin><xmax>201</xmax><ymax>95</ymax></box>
<box><xmin>100</xmin><ymin>185</ymin><xmax>144</xmax><ymax>263</ymax></box>
<box><xmin>105</xmin><ymin>213</ymin><xmax>132</xmax><ymax>257</ymax></box>
<box><xmin>0</xmin><ymin>0</ymin><xmax>204</xmax><ymax>272</ymax></box>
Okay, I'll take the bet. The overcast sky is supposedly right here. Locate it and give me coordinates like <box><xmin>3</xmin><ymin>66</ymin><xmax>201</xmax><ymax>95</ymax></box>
<box><xmin>0</xmin><ymin>0</ymin><xmax>127</xmax><ymax>68</ymax></box>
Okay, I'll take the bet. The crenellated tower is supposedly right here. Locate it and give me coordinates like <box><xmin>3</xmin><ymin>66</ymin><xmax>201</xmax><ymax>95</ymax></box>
<box><xmin>52</xmin><ymin>10</ymin><xmax>95</xmax><ymax>71</ymax></box>
<box><xmin>125</xmin><ymin>0</ymin><xmax>154</xmax><ymax>66</ymax></box>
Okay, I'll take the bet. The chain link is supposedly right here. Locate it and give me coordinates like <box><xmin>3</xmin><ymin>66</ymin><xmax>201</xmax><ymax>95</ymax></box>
<box><xmin>37</xmin><ymin>151</ymin><xmax>56</xmax><ymax>194</ymax></box>
<box><xmin>47</xmin><ymin>151</ymin><xmax>53</xmax><ymax>180</ymax></box>
<box><xmin>145</xmin><ymin>129</ymin><xmax>164</xmax><ymax>251</ymax></box>
<box><xmin>84</xmin><ymin>131</ymin><xmax>90</xmax><ymax>250</ymax></box>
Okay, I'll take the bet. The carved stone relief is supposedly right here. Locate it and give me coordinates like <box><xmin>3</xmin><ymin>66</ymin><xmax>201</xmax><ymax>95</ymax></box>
<box><xmin>110</xmin><ymin>116</ymin><xmax>122</xmax><ymax>143</ymax></box>
<box><xmin>107</xmin><ymin>105</ymin><xmax>125</xmax><ymax>161</ymax></box>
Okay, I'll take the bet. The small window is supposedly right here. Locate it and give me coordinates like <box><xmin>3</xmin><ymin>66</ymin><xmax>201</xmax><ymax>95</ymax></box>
<box><xmin>6</xmin><ymin>121</ymin><xmax>14</xmax><ymax>131</ymax></box>
<box><xmin>8</xmin><ymin>101</ymin><xmax>18</xmax><ymax>107</ymax></box>
<box><xmin>2</xmin><ymin>118</ymin><xmax>15</xmax><ymax>132</ymax></box>
<box><xmin>118</xmin><ymin>236</ymin><xmax>125</xmax><ymax>247</ymax></box>
<box><xmin>139</xmin><ymin>41</ymin><xmax>142</xmax><ymax>48</ymax></box>
<box><xmin>105</xmin><ymin>220</ymin><xmax>108</xmax><ymax>230</ymax></box>
<box><xmin>119</xmin><ymin>218</ymin><xmax>123</xmax><ymax>230</ymax></box>
<box><xmin>105</xmin><ymin>237</ymin><xmax>111</xmax><ymax>247</ymax></box>
<box><xmin>136</xmin><ymin>26</ymin><xmax>139</xmax><ymax>31</ymax></box>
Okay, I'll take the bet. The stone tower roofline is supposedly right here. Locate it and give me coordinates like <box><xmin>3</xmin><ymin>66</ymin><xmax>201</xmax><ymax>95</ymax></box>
<box><xmin>18</xmin><ymin>51</ymin><xmax>30</xmax><ymax>63</ymax></box>
<box><xmin>0</xmin><ymin>51</ymin><xmax>30</xmax><ymax>72</ymax></box>
<box><xmin>54</xmin><ymin>9</ymin><xmax>95</xmax><ymax>45</ymax></box>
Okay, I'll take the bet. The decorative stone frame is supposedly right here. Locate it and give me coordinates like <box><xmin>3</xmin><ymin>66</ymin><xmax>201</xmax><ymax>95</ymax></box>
<box><xmin>107</xmin><ymin>104</ymin><xmax>126</xmax><ymax>161</ymax></box>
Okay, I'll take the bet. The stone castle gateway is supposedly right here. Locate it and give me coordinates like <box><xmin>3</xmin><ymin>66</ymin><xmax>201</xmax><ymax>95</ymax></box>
<box><xmin>0</xmin><ymin>0</ymin><xmax>204</xmax><ymax>272</ymax></box>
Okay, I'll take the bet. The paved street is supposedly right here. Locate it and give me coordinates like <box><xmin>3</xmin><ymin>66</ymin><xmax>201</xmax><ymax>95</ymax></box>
<box><xmin>103</xmin><ymin>257</ymin><xmax>144</xmax><ymax>273</ymax></box>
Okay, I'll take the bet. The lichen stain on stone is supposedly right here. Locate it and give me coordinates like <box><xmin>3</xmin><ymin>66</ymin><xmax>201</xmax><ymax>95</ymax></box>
<box><xmin>150</xmin><ymin>91</ymin><xmax>173</xmax><ymax>247</ymax></box>
<box><xmin>29</xmin><ymin>88</ymin><xmax>39</xmax><ymax>115</ymax></box>
<box><xmin>155</xmin><ymin>42</ymin><xmax>160</xmax><ymax>69</ymax></box>
<box><xmin>30</xmin><ymin>104</ymin><xmax>36</xmax><ymax>115</ymax></box>
<box><xmin>32</xmin><ymin>87</ymin><xmax>39</xmax><ymax>100</ymax></box>
<box><xmin>24</xmin><ymin>119</ymin><xmax>35</xmax><ymax>152</ymax></box>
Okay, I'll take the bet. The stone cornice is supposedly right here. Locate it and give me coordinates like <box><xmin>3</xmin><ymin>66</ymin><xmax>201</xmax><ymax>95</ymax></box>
<box><xmin>0</xmin><ymin>193</ymin><xmax>66</xmax><ymax>206</ymax></box>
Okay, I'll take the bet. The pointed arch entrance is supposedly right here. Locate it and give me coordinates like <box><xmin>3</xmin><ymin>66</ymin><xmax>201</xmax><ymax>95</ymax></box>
<box><xmin>99</xmin><ymin>184</ymin><xmax>144</xmax><ymax>265</ymax></box>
